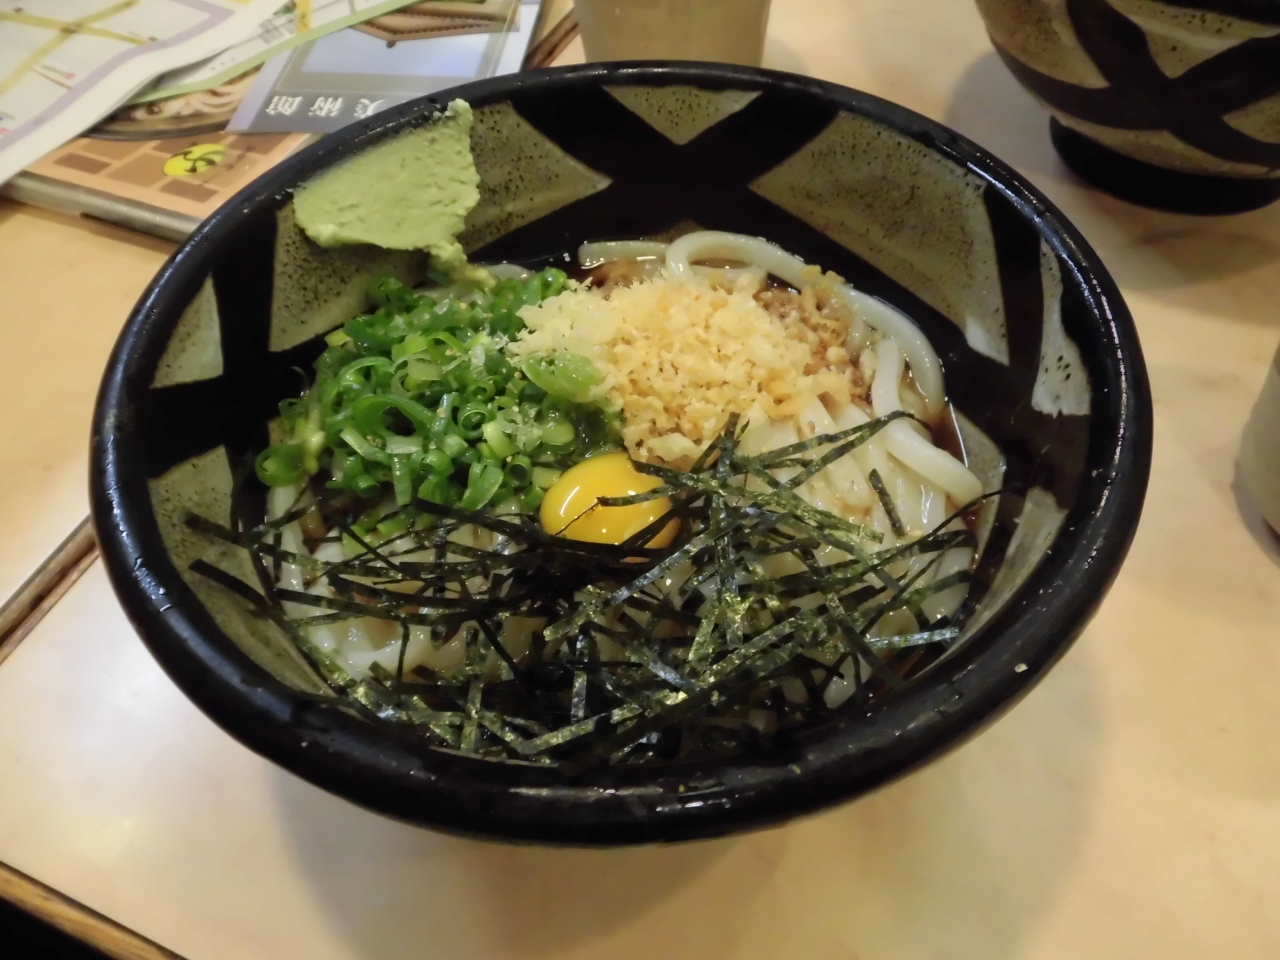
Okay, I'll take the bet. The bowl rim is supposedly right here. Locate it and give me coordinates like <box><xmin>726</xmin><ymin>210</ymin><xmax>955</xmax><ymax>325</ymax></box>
<box><xmin>91</xmin><ymin>60</ymin><xmax>1152</xmax><ymax>845</ymax></box>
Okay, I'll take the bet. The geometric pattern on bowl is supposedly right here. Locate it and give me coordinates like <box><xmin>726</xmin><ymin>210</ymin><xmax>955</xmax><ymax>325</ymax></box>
<box><xmin>94</xmin><ymin>63</ymin><xmax>1150</xmax><ymax>844</ymax></box>
<box><xmin>976</xmin><ymin>0</ymin><xmax>1280</xmax><ymax>178</ymax></box>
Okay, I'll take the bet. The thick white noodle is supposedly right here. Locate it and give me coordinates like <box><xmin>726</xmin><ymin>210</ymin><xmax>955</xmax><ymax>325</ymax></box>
<box><xmin>844</xmin><ymin>289</ymin><xmax>943</xmax><ymax>418</ymax></box>
<box><xmin>827</xmin><ymin>400</ymin><xmax>881</xmax><ymax>514</ymax></box>
<box><xmin>795</xmin><ymin>399</ymin><xmax>874</xmax><ymax>511</ymax></box>
<box><xmin>578</xmin><ymin>240</ymin><xmax>669</xmax><ymax>268</ymax></box>
<box><xmin>898</xmin><ymin>386</ymin><xmax>928</xmax><ymax>422</ymax></box>
<box><xmin>886</xmin><ymin>453</ymin><xmax>972</xmax><ymax>624</ymax></box>
<box><xmin>886</xmin><ymin>421</ymin><xmax>982</xmax><ymax>507</ymax></box>
<box><xmin>341</xmin><ymin>627</ymin><xmax>468</xmax><ymax>677</ymax></box>
<box><xmin>266</xmin><ymin>484</ymin><xmax>297</xmax><ymax>523</ymax></box>
<box><xmin>761</xmin><ymin>419</ymin><xmax>802</xmax><ymax>487</ymax></box>
<box><xmin>267</xmin><ymin>485</ymin><xmax>313</xmax><ymax>617</ymax></box>
<box><xmin>743</xmin><ymin>417</ymin><xmax>850</xmax><ymax>519</ymax></box>
<box><xmin>798</xmin><ymin>469</ymin><xmax>843</xmax><ymax>517</ymax></box>
<box><xmin>870</xmin><ymin>338</ymin><xmax>906</xmax><ymax>420</ymax></box>
<box><xmin>920</xmin><ymin>525</ymin><xmax>974</xmax><ymax>623</ymax></box>
<box><xmin>665</xmin><ymin>231</ymin><xmax>944</xmax><ymax>417</ymax></box>
<box><xmin>836</xmin><ymin>367</ymin><xmax>975</xmax><ymax>622</ymax></box>
<box><xmin>870</xmin><ymin>339</ymin><xmax>983</xmax><ymax>506</ymax></box>
<box><xmin>863</xmin><ymin>440</ymin><xmax>901</xmax><ymax>545</ymax></box>
<box><xmin>824</xmin><ymin>661</ymin><xmax>858</xmax><ymax>708</ymax></box>
<box><xmin>870</xmin><ymin>339</ymin><xmax>929</xmax><ymax>441</ymax></box>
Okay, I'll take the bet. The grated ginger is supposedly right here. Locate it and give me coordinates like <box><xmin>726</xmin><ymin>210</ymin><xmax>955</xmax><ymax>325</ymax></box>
<box><xmin>509</xmin><ymin>271</ymin><xmax>861</xmax><ymax>467</ymax></box>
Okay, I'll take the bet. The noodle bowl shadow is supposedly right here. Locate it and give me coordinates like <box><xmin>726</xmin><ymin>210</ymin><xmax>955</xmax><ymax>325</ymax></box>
<box><xmin>91</xmin><ymin>62</ymin><xmax>1152</xmax><ymax>845</ymax></box>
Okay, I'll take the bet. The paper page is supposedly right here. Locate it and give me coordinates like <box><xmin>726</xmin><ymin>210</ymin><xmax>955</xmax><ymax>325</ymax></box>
<box><xmin>229</xmin><ymin>0</ymin><xmax>540</xmax><ymax>134</ymax></box>
<box><xmin>24</xmin><ymin>131</ymin><xmax>313</xmax><ymax>221</ymax></box>
<box><xmin>0</xmin><ymin>0</ymin><xmax>284</xmax><ymax>186</ymax></box>
<box><xmin>134</xmin><ymin>0</ymin><xmax>449</xmax><ymax>105</ymax></box>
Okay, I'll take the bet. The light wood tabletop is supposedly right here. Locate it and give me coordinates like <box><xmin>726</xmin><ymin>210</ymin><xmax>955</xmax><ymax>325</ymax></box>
<box><xmin>0</xmin><ymin>203</ymin><xmax>171</xmax><ymax>616</ymax></box>
<box><xmin>0</xmin><ymin>1</ymin><xmax>1278</xmax><ymax>958</ymax></box>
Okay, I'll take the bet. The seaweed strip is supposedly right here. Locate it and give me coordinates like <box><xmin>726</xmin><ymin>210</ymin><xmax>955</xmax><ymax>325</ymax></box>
<box><xmin>868</xmin><ymin>469</ymin><xmax>906</xmax><ymax>538</ymax></box>
<box><xmin>206</xmin><ymin>409</ymin><xmax>983</xmax><ymax>768</ymax></box>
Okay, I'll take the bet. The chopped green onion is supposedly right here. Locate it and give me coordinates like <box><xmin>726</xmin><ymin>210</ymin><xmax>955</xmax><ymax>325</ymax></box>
<box><xmin>376</xmin><ymin>512</ymin><xmax>411</xmax><ymax>539</ymax></box>
<box><xmin>481</xmin><ymin>420</ymin><xmax>517</xmax><ymax>458</ymax></box>
<box><xmin>385</xmin><ymin>435</ymin><xmax>423</xmax><ymax>455</ymax></box>
<box><xmin>515</xmin><ymin>423</ymin><xmax>543</xmax><ymax>452</ymax></box>
<box><xmin>391</xmin><ymin>455</ymin><xmax>415</xmax><ymax>506</ymax></box>
<box><xmin>457</xmin><ymin>402</ymin><xmax>490</xmax><ymax>437</ymax></box>
<box><xmin>423</xmin><ymin>448</ymin><xmax>452</xmax><ymax>475</ymax></box>
<box><xmin>255</xmin><ymin>443</ymin><xmax>305</xmax><ymax>487</ymax></box>
<box><xmin>519</xmin><ymin>484</ymin><xmax>545</xmax><ymax>511</ymax></box>
<box><xmin>440</xmin><ymin>433</ymin><xmax>468</xmax><ymax>459</ymax></box>
<box><xmin>350</xmin><ymin>395</ymin><xmax>434</xmax><ymax>438</ymax></box>
<box><xmin>504</xmin><ymin>454</ymin><xmax>533</xmax><ymax>488</ymax></box>
<box><xmin>521</xmin><ymin>353</ymin><xmax>599</xmax><ymax>403</ymax></box>
<box><xmin>466</xmin><ymin>379</ymin><xmax>497</xmax><ymax>402</ymax></box>
<box><xmin>339</xmin><ymin>426</ymin><xmax>389</xmax><ymax>464</ymax></box>
<box><xmin>403</xmin><ymin>359</ymin><xmax>443</xmax><ymax>387</ymax></box>
<box><xmin>539</xmin><ymin>418</ymin><xmax>575</xmax><ymax>447</ymax></box>
<box><xmin>262</xmin><ymin>268</ymin><xmax>612</xmax><ymax>517</ymax></box>
<box><xmin>392</xmin><ymin>333</ymin><xmax>430</xmax><ymax>362</ymax></box>
<box><xmin>350</xmin><ymin>472</ymin><xmax>381</xmax><ymax>498</ymax></box>
<box><xmin>369</xmin><ymin>275</ymin><xmax>417</xmax><ymax>313</ymax></box>
<box><xmin>418</xmin><ymin>473</ymin><xmax>452</xmax><ymax>505</ymax></box>
<box><xmin>429</xmin><ymin>395</ymin><xmax>457</xmax><ymax>441</ymax></box>
<box><xmin>459</xmin><ymin>463</ymin><xmax>503</xmax><ymax>511</ymax></box>
<box><xmin>532</xmin><ymin>466</ymin><xmax>562</xmax><ymax>490</ymax></box>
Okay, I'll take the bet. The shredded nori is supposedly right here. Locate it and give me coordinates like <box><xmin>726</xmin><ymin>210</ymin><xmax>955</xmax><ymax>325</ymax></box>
<box><xmin>189</xmin><ymin>413</ymin><xmax>980</xmax><ymax>770</ymax></box>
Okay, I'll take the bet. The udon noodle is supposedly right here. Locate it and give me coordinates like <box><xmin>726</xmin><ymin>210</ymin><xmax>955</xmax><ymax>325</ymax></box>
<box><xmin>233</xmin><ymin>230</ymin><xmax>987</xmax><ymax>760</ymax></box>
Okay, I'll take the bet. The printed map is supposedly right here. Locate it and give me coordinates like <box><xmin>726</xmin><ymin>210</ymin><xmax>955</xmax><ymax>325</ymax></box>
<box><xmin>0</xmin><ymin>0</ymin><xmax>281</xmax><ymax>184</ymax></box>
<box><xmin>134</xmin><ymin>0</ymin><xmax>431</xmax><ymax>104</ymax></box>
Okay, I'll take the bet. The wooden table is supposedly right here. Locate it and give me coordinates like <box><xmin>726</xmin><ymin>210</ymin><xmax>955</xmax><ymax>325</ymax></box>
<box><xmin>1</xmin><ymin>2</ymin><xmax>1279</xmax><ymax>958</ymax></box>
<box><xmin>0</xmin><ymin>204</ymin><xmax>170</xmax><ymax>639</ymax></box>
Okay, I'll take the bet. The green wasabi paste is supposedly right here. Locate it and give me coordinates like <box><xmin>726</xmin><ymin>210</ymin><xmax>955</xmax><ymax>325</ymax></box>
<box><xmin>292</xmin><ymin>99</ymin><xmax>479</xmax><ymax>276</ymax></box>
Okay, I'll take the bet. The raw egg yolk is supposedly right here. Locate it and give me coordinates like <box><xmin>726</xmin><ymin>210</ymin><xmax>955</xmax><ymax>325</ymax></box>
<box><xmin>540</xmin><ymin>452</ymin><xmax>678</xmax><ymax>548</ymax></box>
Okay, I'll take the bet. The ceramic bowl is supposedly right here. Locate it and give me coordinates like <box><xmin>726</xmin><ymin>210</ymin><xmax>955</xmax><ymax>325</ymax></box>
<box><xmin>975</xmin><ymin>0</ymin><xmax>1280</xmax><ymax>213</ymax></box>
<box><xmin>92</xmin><ymin>62</ymin><xmax>1152</xmax><ymax>845</ymax></box>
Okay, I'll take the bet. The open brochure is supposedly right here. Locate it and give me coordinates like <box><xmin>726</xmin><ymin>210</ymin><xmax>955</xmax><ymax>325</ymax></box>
<box><xmin>1</xmin><ymin>0</ymin><xmax>573</xmax><ymax>241</ymax></box>
<box><xmin>133</xmin><ymin>0</ymin><xmax>461</xmax><ymax>105</ymax></box>
<box><xmin>231</xmin><ymin>0</ymin><xmax>540</xmax><ymax>134</ymax></box>
<box><xmin>0</xmin><ymin>0</ymin><xmax>283</xmax><ymax>185</ymax></box>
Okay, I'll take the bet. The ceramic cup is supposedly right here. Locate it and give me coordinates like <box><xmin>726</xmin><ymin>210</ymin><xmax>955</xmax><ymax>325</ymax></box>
<box><xmin>1241</xmin><ymin>341</ymin><xmax>1280</xmax><ymax>534</ymax></box>
<box><xmin>577</xmin><ymin>0</ymin><xmax>772</xmax><ymax>67</ymax></box>
<box><xmin>974</xmin><ymin>0</ymin><xmax>1280</xmax><ymax>214</ymax></box>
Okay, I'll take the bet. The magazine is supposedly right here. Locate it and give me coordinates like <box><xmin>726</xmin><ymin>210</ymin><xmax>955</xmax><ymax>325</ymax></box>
<box><xmin>11</xmin><ymin>130</ymin><xmax>314</xmax><ymax>241</ymax></box>
<box><xmin>0</xmin><ymin>0</ymin><xmax>284</xmax><ymax>185</ymax></box>
<box><xmin>133</xmin><ymin>0</ymin><xmax>443</xmax><ymax>105</ymax></box>
<box><xmin>0</xmin><ymin>0</ymin><xmax>574</xmax><ymax>241</ymax></box>
<box><xmin>230</xmin><ymin>0</ymin><xmax>540</xmax><ymax>134</ymax></box>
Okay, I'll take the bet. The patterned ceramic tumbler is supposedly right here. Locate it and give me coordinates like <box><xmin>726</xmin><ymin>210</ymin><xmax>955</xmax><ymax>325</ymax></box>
<box><xmin>974</xmin><ymin>0</ymin><xmax>1280</xmax><ymax>214</ymax></box>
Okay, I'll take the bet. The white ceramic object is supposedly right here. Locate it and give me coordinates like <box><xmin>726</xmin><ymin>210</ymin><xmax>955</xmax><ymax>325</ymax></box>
<box><xmin>1241</xmin><ymin>342</ymin><xmax>1280</xmax><ymax>533</ymax></box>
<box><xmin>577</xmin><ymin>0</ymin><xmax>772</xmax><ymax>66</ymax></box>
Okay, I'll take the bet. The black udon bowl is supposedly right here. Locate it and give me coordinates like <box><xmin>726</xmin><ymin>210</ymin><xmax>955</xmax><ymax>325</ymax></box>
<box><xmin>92</xmin><ymin>63</ymin><xmax>1152</xmax><ymax>845</ymax></box>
